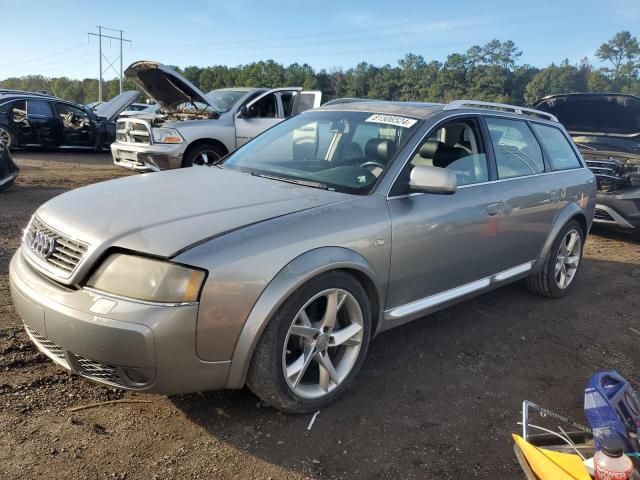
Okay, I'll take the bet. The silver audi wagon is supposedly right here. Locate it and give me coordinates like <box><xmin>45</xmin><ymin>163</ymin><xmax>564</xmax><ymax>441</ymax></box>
<box><xmin>10</xmin><ymin>100</ymin><xmax>596</xmax><ymax>412</ymax></box>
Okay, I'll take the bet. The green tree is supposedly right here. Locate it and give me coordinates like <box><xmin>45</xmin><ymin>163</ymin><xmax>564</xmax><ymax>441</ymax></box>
<box><xmin>595</xmin><ymin>31</ymin><xmax>640</xmax><ymax>84</ymax></box>
<box><xmin>524</xmin><ymin>62</ymin><xmax>588</xmax><ymax>105</ymax></box>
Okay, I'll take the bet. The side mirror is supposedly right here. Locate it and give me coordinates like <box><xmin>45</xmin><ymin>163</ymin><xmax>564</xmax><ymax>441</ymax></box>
<box><xmin>238</xmin><ymin>105</ymin><xmax>255</xmax><ymax>118</ymax></box>
<box><xmin>409</xmin><ymin>165</ymin><xmax>457</xmax><ymax>195</ymax></box>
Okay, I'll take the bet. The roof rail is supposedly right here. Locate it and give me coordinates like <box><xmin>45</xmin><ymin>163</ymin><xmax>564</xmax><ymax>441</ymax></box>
<box><xmin>443</xmin><ymin>99</ymin><xmax>558</xmax><ymax>122</ymax></box>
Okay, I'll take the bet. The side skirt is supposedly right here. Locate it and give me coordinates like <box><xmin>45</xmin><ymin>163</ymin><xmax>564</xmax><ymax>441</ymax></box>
<box><xmin>381</xmin><ymin>261</ymin><xmax>536</xmax><ymax>330</ymax></box>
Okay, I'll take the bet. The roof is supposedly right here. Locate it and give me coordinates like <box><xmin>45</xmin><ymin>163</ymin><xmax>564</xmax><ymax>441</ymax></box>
<box><xmin>317</xmin><ymin>99</ymin><xmax>559</xmax><ymax>123</ymax></box>
<box><xmin>213</xmin><ymin>87</ymin><xmax>267</xmax><ymax>93</ymax></box>
<box><xmin>317</xmin><ymin>100</ymin><xmax>444</xmax><ymax>119</ymax></box>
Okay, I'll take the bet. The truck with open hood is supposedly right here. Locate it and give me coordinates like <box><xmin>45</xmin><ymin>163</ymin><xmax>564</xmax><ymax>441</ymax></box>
<box><xmin>111</xmin><ymin>61</ymin><xmax>321</xmax><ymax>172</ymax></box>
<box><xmin>536</xmin><ymin>93</ymin><xmax>640</xmax><ymax>232</ymax></box>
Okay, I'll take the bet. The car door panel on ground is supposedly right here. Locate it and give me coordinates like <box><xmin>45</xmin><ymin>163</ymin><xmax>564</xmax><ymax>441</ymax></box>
<box><xmin>386</xmin><ymin>117</ymin><xmax>507</xmax><ymax>309</ymax></box>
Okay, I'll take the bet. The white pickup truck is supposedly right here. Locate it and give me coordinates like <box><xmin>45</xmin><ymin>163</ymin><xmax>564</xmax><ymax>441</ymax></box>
<box><xmin>111</xmin><ymin>61</ymin><xmax>321</xmax><ymax>172</ymax></box>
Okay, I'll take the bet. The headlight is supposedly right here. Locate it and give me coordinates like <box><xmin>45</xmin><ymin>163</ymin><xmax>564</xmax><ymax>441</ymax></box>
<box><xmin>152</xmin><ymin>127</ymin><xmax>183</xmax><ymax>144</ymax></box>
<box><xmin>87</xmin><ymin>254</ymin><xmax>206</xmax><ymax>303</ymax></box>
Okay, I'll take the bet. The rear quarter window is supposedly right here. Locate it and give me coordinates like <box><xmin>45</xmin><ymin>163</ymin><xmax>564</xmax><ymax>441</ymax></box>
<box><xmin>531</xmin><ymin>123</ymin><xmax>583</xmax><ymax>171</ymax></box>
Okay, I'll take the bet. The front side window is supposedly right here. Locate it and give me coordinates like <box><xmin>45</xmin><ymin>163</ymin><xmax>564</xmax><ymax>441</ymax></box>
<box><xmin>486</xmin><ymin>117</ymin><xmax>544</xmax><ymax>179</ymax></box>
<box><xmin>531</xmin><ymin>123</ymin><xmax>582</xmax><ymax>171</ymax></box>
<box><xmin>27</xmin><ymin>100</ymin><xmax>53</xmax><ymax>117</ymax></box>
<box><xmin>222</xmin><ymin>111</ymin><xmax>421</xmax><ymax>194</ymax></box>
<box><xmin>247</xmin><ymin>93</ymin><xmax>278</xmax><ymax>118</ymax></box>
<box><xmin>409</xmin><ymin>119</ymin><xmax>489</xmax><ymax>187</ymax></box>
<box><xmin>55</xmin><ymin>103</ymin><xmax>90</xmax><ymax>129</ymax></box>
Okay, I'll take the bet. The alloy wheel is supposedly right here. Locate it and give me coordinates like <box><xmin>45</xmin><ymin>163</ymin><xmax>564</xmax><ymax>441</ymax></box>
<box><xmin>0</xmin><ymin>128</ymin><xmax>11</xmax><ymax>148</ymax></box>
<box><xmin>282</xmin><ymin>288</ymin><xmax>364</xmax><ymax>399</ymax></box>
<box><xmin>555</xmin><ymin>228</ymin><xmax>581</xmax><ymax>289</ymax></box>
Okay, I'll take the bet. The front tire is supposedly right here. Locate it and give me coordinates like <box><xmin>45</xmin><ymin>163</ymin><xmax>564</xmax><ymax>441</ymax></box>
<box><xmin>246</xmin><ymin>271</ymin><xmax>372</xmax><ymax>413</ymax></box>
<box><xmin>0</xmin><ymin>125</ymin><xmax>15</xmax><ymax>149</ymax></box>
<box><xmin>527</xmin><ymin>220</ymin><xmax>584</xmax><ymax>298</ymax></box>
<box><xmin>181</xmin><ymin>143</ymin><xmax>225</xmax><ymax>168</ymax></box>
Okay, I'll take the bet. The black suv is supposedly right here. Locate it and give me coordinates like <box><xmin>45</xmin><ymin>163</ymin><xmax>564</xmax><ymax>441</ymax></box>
<box><xmin>0</xmin><ymin>91</ymin><xmax>139</xmax><ymax>150</ymax></box>
<box><xmin>536</xmin><ymin>93</ymin><xmax>640</xmax><ymax>232</ymax></box>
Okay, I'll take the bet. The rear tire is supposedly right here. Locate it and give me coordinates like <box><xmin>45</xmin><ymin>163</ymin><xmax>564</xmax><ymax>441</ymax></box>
<box><xmin>181</xmin><ymin>143</ymin><xmax>225</xmax><ymax>168</ymax></box>
<box><xmin>246</xmin><ymin>271</ymin><xmax>372</xmax><ymax>413</ymax></box>
<box><xmin>526</xmin><ymin>220</ymin><xmax>584</xmax><ymax>298</ymax></box>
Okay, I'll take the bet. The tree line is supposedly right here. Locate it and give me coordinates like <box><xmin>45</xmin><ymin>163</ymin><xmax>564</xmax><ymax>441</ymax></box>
<box><xmin>2</xmin><ymin>31</ymin><xmax>638</xmax><ymax>107</ymax></box>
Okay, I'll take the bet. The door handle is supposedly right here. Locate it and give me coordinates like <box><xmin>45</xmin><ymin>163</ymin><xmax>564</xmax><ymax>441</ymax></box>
<box><xmin>485</xmin><ymin>202</ymin><xmax>502</xmax><ymax>216</ymax></box>
<box><xmin>548</xmin><ymin>189</ymin><xmax>561</xmax><ymax>202</ymax></box>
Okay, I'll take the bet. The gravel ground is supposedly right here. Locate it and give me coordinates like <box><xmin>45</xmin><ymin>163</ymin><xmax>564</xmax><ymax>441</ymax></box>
<box><xmin>1</xmin><ymin>150</ymin><xmax>639</xmax><ymax>479</ymax></box>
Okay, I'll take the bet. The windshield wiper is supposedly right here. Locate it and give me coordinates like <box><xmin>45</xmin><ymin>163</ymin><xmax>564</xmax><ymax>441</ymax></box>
<box><xmin>250</xmin><ymin>172</ymin><xmax>329</xmax><ymax>190</ymax></box>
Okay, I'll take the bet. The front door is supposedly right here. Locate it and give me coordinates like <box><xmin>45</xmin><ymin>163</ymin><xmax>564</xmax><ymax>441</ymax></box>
<box><xmin>54</xmin><ymin>102</ymin><xmax>95</xmax><ymax>147</ymax></box>
<box><xmin>235</xmin><ymin>88</ymin><xmax>301</xmax><ymax>147</ymax></box>
<box><xmin>386</xmin><ymin>117</ymin><xmax>506</xmax><ymax>313</ymax></box>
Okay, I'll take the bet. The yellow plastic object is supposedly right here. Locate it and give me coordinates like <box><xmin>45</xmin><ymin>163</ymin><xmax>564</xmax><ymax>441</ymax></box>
<box><xmin>513</xmin><ymin>434</ymin><xmax>591</xmax><ymax>480</ymax></box>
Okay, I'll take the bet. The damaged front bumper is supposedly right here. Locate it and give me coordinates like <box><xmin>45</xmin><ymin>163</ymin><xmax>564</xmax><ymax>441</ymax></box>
<box><xmin>9</xmin><ymin>248</ymin><xmax>231</xmax><ymax>394</ymax></box>
<box><xmin>111</xmin><ymin>142</ymin><xmax>185</xmax><ymax>172</ymax></box>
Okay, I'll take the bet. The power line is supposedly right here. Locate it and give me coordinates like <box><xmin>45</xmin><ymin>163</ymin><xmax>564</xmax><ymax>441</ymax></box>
<box><xmin>88</xmin><ymin>26</ymin><xmax>131</xmax><ymax>101</ymax></box>
<box><xmin>0</xmin><ymin>43</ymin><xmax>88</xmax><ymax>68</ymax></box>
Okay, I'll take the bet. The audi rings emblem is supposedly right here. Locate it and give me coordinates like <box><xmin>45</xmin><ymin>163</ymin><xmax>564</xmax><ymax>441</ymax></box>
<box><xmin>28</xmin><ymin>230</ymin><xmax>57</xmax><ymax>259</ymax></box>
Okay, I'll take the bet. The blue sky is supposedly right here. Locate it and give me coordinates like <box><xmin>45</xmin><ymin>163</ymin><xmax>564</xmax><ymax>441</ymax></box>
<box><xmin>0</xmin><ymin>0</ymin><xmax>638</xmax><ymax>79</ymax></box>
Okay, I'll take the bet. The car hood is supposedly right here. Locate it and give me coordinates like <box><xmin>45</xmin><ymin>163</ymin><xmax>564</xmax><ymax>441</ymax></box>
<box><xmin>535</xmin><ymin>94</ymin><xmax>640</xmax><ymax>138</ymax></box>
<box><xmin>94</xmin><ymin>90</ymin><xmax>141</xmax><ymax>123</ymax></box>
<box><xmin>36</xmin><ymin>167</ymin><xmax>348</xmax><ymax>260</ymax></box>
<box><xmin>125</xmin><ymin>61</ymin><xmax>216</xmax><ymax>112</ymax></box>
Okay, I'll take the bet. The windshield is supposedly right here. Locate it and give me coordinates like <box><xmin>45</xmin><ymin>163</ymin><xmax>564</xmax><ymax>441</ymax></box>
<box><xmin>206</xmin><ymin>90</ymin><xmax>246</xmax><ymax>113</ymax></box>
<box><xmin>221</xmin><ymin>110</ymin><xmax>421</xmax><ymax>194</ymax></box>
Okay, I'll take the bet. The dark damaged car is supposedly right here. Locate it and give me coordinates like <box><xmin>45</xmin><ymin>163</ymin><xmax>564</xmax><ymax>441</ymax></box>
<box><xmin>536</xmin><ymin>94</ymin><xmax>640</xmax><ymax>232</ymax></box>
<box><xmin>0</xmin><ymin>91</ymin><xmax>139</xmax><ymax>150</ymax></box>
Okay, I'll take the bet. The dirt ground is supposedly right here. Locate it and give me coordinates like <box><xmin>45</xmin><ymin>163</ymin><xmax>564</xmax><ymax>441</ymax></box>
<box><xmin>1</xmin><ymin>151</ymin><xmax>639</xmax><ymax>480</ymax></box>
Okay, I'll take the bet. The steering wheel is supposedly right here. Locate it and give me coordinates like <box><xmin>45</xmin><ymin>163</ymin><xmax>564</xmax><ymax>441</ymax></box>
<box><xmin>360</xmin><ymin>161</ymin><xmax>385</xmax><ymax>170</ymax></box>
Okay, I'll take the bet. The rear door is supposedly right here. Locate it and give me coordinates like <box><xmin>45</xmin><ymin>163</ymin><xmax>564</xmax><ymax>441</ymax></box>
<box><xmin>234</xmin><ymin>88</ymin><xmax>301</xmax><ymax>147</ymax></box>
<box><xmin>26</xmin><ymin>99</ymin><xmax>58</xmax><ymax>146</ymax></box>
<box><xmin>482</xmin><ymin>116</ymin><xmax>562</xmax><ymax>267</ymax></box>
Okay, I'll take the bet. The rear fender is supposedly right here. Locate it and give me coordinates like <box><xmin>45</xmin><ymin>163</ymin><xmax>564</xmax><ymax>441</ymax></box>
<box><xmin>535</xmin><ymin>202</ymin><xmax>588</xmax><ymax>271</ymax></box>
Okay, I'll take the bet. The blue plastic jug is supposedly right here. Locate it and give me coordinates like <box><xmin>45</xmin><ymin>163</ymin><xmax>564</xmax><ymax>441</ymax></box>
<box><xmin>584</xmin><ymin>371</ymin><xmax>640</xmax><ymax>453</ymax></box>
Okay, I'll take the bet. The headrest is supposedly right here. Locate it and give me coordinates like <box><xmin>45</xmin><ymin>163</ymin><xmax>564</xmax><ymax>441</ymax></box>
<box><xmin>433</xmin><ymin>145</ymin><xmax>468</xmax><ymax>168</ymax></box>
<box><xmin>419</xmin><ymin>140</ymin><xmax>442</xmax><ymax>158</ymax></box>
<box><xmin>365</xmin><ymin>138</ymin><xmax>397</xmax><ymax>163</ymax></box>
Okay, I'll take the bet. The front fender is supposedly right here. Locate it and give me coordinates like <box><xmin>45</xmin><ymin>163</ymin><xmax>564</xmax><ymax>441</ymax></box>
<box><xmin>226</xmin><ymin>246</ymin><xmax>382</xmax><ymax>389</ymax></box>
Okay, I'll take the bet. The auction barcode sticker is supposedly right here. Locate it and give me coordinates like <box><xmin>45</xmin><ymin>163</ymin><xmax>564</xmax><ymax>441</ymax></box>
<box><xmin>365</xmin><ymin>114</ymin><xmax>418</xmax><ymax>128</ymax></box>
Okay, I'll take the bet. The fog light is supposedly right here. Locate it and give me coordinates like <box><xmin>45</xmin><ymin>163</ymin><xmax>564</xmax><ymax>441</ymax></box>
<box><xmin>125</xmin><ymin>368</ymin><xmax>148</xmax><ymax>384</ymax></box>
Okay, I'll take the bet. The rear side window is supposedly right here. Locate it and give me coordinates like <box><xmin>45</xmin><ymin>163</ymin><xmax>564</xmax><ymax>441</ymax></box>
<box><xmin>27</xmin><ymin>100</ymin><xmax>53</xmax><ymax>117</ymax></box>
<box><xmin>485</xmin><ymin>117</ymin><xmax>544</xmax><ymax>179</ymax></box>
<box><xmin>531</xmin><ymin>123</ymin><xmax>582</xmax><ymax>171</ymax></box>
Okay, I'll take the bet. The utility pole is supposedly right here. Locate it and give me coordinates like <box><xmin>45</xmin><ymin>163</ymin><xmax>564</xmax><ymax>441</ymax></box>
<box><xmin>88</xmin><ymin>26</ymin><xmax>131</xmax><ymax>102</ymax></box>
